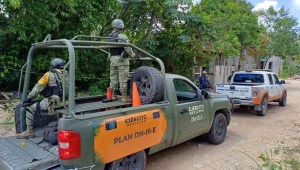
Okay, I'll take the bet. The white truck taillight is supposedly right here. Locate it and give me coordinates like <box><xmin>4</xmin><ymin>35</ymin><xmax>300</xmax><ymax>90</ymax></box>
<box><xmin>252</xmin><ymin>88</ymin><xmax>258</xmax><ymax>97</ymax></box>
<box><xmin>212</xmin><ymin>85</ymin><xmax>216</xmax><ymax>93</ymax></box>
<box><xmin>58</xmin><ymin>130</ymin><xmax>81</xmax><ymax>160</ymax></box>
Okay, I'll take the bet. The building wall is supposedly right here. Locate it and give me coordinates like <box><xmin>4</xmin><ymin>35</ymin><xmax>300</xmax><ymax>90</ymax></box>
<box><xmin>193</xmin><ymin>55</ymin><xmax>283</xmax><ymax>85</ymax></box>
<box><xmin>212</xmin><ymin>66</ymin><xmax>235</xmax><ymax>84</ymax></box>
<box><xmin>264</xmin><ymin>56</ymin><xmax>283</xmax><ymax>75</ymax></box>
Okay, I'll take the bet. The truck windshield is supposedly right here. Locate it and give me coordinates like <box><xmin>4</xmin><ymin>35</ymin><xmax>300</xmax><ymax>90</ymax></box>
<box><xmin>233</xmin><ymin>74</ymin><xmax>264</xmax><ymax>83</ymax></box>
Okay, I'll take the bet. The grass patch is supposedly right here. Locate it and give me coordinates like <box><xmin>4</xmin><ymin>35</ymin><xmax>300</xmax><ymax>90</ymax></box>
<box><xmin>259</xmin><ymin>144</ymin><xmax>300</xmax><ymax>170</ymax></box>
<box><xmin>284</xmin><ymin>159</ymin><xmax>300</xmax><ymax>170</ymax></box>
<box><xmin>259</xmin><ymin>152</ymin><xmax>286</xmax><ymax>170</ymax></box>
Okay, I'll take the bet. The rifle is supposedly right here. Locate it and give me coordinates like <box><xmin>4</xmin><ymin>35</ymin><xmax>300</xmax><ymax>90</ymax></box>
<box><xmin>14</xmin><ymin>100</ymin><xmax>40</xmax><ymax>109</ymax></box>
<box><xmin>132</xmin><ymin>49</ymin><xmax>144</xmax><ymax>66</ymax></box>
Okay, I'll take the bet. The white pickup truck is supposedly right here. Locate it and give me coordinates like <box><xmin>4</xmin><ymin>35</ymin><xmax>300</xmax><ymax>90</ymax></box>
<box><xmin>214</xmin><ymin>70</ymin><xmax>287</xmax><ymax>116</ymax></box>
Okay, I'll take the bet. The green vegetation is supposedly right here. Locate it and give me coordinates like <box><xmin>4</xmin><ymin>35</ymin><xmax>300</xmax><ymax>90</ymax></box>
<box><xmin>258</xmin><ymin>7</ymin><xmax>300</xmax><ymax>78</ymax></box>
<box><xmin>259</xmin><ymin>143</ymin><xmax>300</xmax><ymax>170</ymax></box>
<box><xmin>1</xmin><ymin>0</ymin><xmax>300</xmax><ymax>93</ymax></box>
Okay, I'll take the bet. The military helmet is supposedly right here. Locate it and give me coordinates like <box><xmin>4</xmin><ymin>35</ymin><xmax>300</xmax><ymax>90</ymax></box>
<box><xmin>50</xmin><ymin>58</ymin><xmax>66</xmax><ymax>69</ymax></box>
<box><xmin>111</xmin><ymin>19</ymin><xmax>124</xmax><ymax>29</ymax></box>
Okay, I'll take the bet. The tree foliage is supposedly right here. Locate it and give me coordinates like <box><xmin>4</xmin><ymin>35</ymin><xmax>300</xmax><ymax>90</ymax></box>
<box><xmin>192</xmin><ymin>0</ymin><xmax>261</xmax><ymax>68</ymax></box>
<box><xmin>119</xmin><ymin>0</ymin><xmax>202</xmax><ymax>76</ymax></box>
<box><xmin>0</xmin><ymin>0</ymin><xmax>299</xmax><ymax>92</ymax></box>
<box><xmin>255</xmin><ymin>7</ymin><xmax>300</xmax><ymax>76</ymax></box>
<box><xmin>257</xmin><ymin>7</ymin><xmax>300</xmax><ymax>59</ymax></box>
<box><xmin>0</xmin><ymin>0</ymin><xmax>119</xmax><ymax>91</ymax></box>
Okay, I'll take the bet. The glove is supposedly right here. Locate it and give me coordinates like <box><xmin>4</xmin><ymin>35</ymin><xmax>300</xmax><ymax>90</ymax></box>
<box><xmin>23</xmin><ymin>98</ymin><xmax>32</xmax><ymax>104</ymax></box>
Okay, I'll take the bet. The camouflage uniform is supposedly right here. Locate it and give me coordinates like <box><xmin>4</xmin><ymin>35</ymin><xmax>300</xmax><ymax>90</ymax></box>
<box><xmin>25</xmin><ymin>69</ymin><xmax>67</xmax><ymax>129</ymax></box>
<box><xmin>17</xmin><ymin>57</ymin><xmax>67</xmax><ymax>139</ymax></box>
<box><xmin>110</xmin><ymin>32</ymin><xmax>135</xmax><ymax>100</ymax></box>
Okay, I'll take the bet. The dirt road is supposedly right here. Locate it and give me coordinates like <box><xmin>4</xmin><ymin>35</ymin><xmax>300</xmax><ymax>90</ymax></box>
<box><xmin>147</xmin><ymin>80</ymin><xmax>300</xmax><ymax>170</ymax></box>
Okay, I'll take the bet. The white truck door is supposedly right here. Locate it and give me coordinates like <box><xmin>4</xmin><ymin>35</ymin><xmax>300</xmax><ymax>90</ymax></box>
<box><xmin>267</xmin><ymin>74</ymin><xmax>276</xmax><ymax>99</ymax></box>
<box><xmin>272</xmin><ymin>74</ymin><xmax>283</xmax><ymax>98</ymax></box>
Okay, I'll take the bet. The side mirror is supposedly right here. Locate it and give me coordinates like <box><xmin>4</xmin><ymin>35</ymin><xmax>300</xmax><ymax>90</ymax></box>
<box><xmin>280</xmin><ymin>80</ymin><xmax>285</xmax><ymax>84</ymax></box>
<box><xmin>197</xmin><ymin>89</ymin><xmax>203</xmax><ymax>100</ymax></box>
<box><xmin>201</xmin><ymin>90</ymin><xmax>210</xmax><ymax>99</ymax></box>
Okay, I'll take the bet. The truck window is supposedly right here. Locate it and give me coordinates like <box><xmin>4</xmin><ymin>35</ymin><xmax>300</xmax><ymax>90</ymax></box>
<box><xmin>273</xmin><ymin>74</ymin><xmax>280</xmax><ymax>84</ymax></box>
<box><xmin>233</xmin><ymin>74</ymin><xmax>264</xmax><ymax>83</ymax></box>
<box><xmin>173</xmin><ymin>79</ymin><xmax>197</xmax><ymax>103</ymax></box>
<box><xmin>268</xmin><ymin>74</ymin><xmax>274</xmax><ymax>85</ymax></box>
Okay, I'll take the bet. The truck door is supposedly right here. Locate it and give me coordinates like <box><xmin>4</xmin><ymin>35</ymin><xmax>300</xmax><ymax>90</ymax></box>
<box><xmin>173</xmin><ymin>79</ymin><xmax>209</xmax><ymax>144</ymax></box>
<box><xmin>272</xmin><ymin>74</ymin><xmax>283</xmax><ymax>99</ymax></box>
<box><xmin>267</xmin><ymin>74</ymin><xmax>276</xmax><ymax>100</ymax></box>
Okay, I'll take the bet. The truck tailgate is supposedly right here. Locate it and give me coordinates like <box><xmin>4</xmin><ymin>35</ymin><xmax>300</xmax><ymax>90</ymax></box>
<box><xmin>0</xmin><ymin>136</ymin><xmax>59</xmax><ymax>170</ymax></box>
<box><xmin>216</xmin><ymin>85</ymin><xmax>252</xmax><ymax>99</ymax></box>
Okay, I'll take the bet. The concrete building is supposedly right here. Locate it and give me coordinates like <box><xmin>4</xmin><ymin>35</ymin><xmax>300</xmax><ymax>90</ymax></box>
<box><xmin>193</xmin><ymin>55</ymin><xmax>283</xmax><ymax>84</ymax></box>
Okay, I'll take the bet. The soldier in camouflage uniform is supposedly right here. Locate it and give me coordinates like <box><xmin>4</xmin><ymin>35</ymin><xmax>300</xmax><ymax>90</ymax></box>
<box><xmin>108</xmin><ymin>19</ymin><xmax>136</xmax><ymax>103</ymax></box>
<box><xmin>17</xmin><ymin>58</ymin><xmax>67</xmax><ymax>138</ymax></box>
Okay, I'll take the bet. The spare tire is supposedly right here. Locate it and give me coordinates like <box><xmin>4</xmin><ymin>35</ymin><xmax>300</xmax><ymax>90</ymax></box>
<box><xmin>131</xmin><ymin>66</ymin><xmax>164</xmax><ymax>104</ymax></box>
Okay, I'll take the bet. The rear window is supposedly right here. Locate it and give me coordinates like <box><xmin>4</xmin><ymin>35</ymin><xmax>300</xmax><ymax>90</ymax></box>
<box><xmin>233</xmin><ymin>74</ymin><xmax>264</xmax><ymax>83</ymax></box>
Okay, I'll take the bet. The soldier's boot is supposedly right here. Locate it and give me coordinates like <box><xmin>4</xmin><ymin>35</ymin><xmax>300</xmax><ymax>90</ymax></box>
<box><xmin>112</xmin><ymin>92</ymin><xmax>117</xmax><ymax>101</ymax></box>
<box><xmin>122</xmin><ymin>95</ymin><xmax>132</xmax><ymax>103</ymax></box>
<box><xmin>16</xmin><ymin>128</ymin><xmax>35</xmax><ymax>139</ymax></box>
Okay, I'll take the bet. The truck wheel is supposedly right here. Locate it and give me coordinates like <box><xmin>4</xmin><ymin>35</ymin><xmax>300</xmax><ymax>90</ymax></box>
<box><xmin>131</xmin><ymin>66</ymin><xmax>164</xmax><ymax>104</ymax></box>
<box><xmin>108</xmin><ymin>150</ymin><xmax>146</xmax><ymax>170</ymax></box>
<box><xmin>257</xmin><ymin>96</ymin><xmax>268</xmax><ymax>116</ymax></box>
<box><xmin>279</xmin><ymin>92</ymin><xmax>287</xmax><ymax>107</ymax></box>
<box><xmin>207</xmin><ymin>113</ymin><xmax>227</xmax><ymax>145</ymax></box>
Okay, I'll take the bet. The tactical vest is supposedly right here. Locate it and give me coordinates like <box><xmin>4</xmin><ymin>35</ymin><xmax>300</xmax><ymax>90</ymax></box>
<box><xmin>41</xmin><ymin>70</ymin><xmax>66</xmax><ymax>97</ymax></box>
<box><xmin>109</xmin><ymin>32</ymin><xmax>125</xmax><ymax>56</ymax></box>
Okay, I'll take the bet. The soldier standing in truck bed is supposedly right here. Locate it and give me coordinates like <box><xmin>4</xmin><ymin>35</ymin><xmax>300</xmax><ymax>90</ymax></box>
<box><xmin>108</xmin><ymin>19</ymin><xmax>136</xmax><ymax>103</ymax></box>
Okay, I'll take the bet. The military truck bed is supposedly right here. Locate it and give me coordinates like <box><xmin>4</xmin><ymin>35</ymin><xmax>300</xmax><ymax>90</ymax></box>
<box><xmin>0</xmin><ymin>129</ymin><xmax>60</xmax><ymax>170</ymax></box>
<box><xmin>74</xmin><ymin>98</ymin><xmax>132</xmax><ymax>114</ymax></box>
<box><xmin>2</xmin><ymin>97</ymin><xmax>132</xmax><ymax>170</ymax></box>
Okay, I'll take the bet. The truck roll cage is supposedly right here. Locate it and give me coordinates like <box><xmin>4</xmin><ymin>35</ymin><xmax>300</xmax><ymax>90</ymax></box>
<box><xmin>18</xmin><ymin>35</ymin><xmax>166</xmax><ymax>130</ymax></box>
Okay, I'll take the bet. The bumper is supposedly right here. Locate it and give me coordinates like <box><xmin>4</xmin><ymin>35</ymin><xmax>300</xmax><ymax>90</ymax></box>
<box><xmin>230</xmin><ymin>99</ymin><xmax>255</xmax><ymax>106</ymax></box>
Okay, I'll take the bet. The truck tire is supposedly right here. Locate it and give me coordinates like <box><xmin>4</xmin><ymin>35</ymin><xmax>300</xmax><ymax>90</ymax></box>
<box><xmin>279</xmin><ymin>92</ymin><xmax>287</xmax><ymax>107</ymax></box>
<box><xmin>131</xmin><ymin>66</ymin><xmax>164</xmax><ymax>104</ymax></box>
<box><xmin>257</xmin><ymin>96</ymin><xmax>268</xmax><ymax>116</ymax></box>
<box><xmin>108</xmin><ymin>150</ymin><xmax>146</xmax><ymax>170</ymax></box>
<box><xmin>207</xmin><ymin>113</ymin><xmax>227</xmax><ymax>145</ymax></box>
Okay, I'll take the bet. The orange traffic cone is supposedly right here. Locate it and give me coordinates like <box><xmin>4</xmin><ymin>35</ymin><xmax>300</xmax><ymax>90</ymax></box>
<box><xmin>102</xmin><ymin>87</ymin><xmax>113</xmax><ymax>103</ymax></box>
<box><xmin>106</xmin><ymin>87</ymin><xmax>112</xmax><ymax>100</ymax></box>
<box><xmin>132</xmin><ymin>82</ymin><xmax>142</xmax><ymax>107</ymax></box>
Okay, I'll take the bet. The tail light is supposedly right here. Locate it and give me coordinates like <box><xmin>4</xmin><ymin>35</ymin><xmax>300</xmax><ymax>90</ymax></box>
<box><xmin>252</xmin><ymin>88</ymin><xmax>258</xmax><ymax>97</ymax></box>
<box><xmin>58</xmin><ymin>130</ymin><xmax>81</xmax><ymax>160</ymax></box>
<box><xmin>212</xmin><ymin>85</ymin><xmax>216</xmax><ymax>93</ymax></box>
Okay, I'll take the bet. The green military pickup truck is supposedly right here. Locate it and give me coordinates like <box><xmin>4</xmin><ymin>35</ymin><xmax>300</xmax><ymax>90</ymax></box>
<box><xmin>0</xmin><ymin>35</ymin><xmax>231</xmax><ymax>170</ymax></box>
